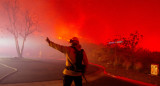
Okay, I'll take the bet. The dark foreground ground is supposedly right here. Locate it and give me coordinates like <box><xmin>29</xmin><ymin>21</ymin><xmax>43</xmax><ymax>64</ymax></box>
<box><xmin>83</xmin><ymin>76</ymin><xmax>139</xmax><ymax>86</ymax></box>
<box><xmin>0</xmin><ymin>58</ymin><xmax>153</xmax><ymax>86</ymax></box>
<box><xmin>0</xmin><ymin>58</ymin><xmax>98</xmax><ymax>84</ymax></box>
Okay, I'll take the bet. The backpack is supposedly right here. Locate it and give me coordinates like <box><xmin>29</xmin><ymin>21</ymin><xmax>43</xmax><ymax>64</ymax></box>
<box><xmin>66</xmin><ymin>46</ymin><xmax>86</xmax><ymax>73</ymax></box>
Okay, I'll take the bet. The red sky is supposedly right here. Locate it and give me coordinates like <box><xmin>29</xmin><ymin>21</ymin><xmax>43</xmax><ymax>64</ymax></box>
<box><xmin>0</xmin><ymin>0</ymin><xmax>160</xmax><ymax>55</ymax></box>
<box><xmin>36</xmin><ymin>0</ymin><xmax>160</xmax><ymax>51</ymax></box>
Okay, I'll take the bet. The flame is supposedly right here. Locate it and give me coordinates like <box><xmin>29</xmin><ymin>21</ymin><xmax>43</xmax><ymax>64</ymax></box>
<box><xmin>58</xmin><ymin>36</ymin><xmax>70</xmax><ymax>42</ymax></box>
<box><xmin>58</xmin><ymin>36</ymin><xmax>62</xmax><ymax>39</ymax></box>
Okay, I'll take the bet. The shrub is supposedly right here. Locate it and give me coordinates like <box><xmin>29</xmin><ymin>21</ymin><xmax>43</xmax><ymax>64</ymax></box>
<box><xmin>134</xmin><ymin>62</ymin><xmax>143</xmax><ymax>72</ymax></box>
<box><xmin>122</xmin><ymin>60</ymin><xmax>132</xmax><ymax>70</ymax></box>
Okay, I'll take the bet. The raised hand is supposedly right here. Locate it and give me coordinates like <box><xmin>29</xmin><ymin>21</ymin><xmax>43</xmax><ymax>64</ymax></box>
<box><xmin>46</xmin><ymin>37</ymin><xmax>50</xmax><ymax>43</ymax></box>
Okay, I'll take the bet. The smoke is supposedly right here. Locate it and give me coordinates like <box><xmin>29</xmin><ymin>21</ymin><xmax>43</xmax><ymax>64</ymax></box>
<box><xmin>0</xmin><ymin>0</ymin><xmax>160</xmax><ymax>58</ymax></box>
<box><xmin>38</xmin><ymin>0</ymin><xmax>160</xmax><ymax>52</ymax></box>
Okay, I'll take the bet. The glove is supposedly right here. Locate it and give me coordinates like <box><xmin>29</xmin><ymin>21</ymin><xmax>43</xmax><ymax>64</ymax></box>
<box><xmin>46</xmin><ymin>37</ymin><xmax>50</xmax><ymax>43</ymax></box>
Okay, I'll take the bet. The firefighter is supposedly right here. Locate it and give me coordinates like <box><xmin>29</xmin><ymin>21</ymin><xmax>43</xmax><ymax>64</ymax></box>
<box><xmin>46</xmin><ymin>37</ymin><xmax>88</xmax><ymax>86</ymax></box>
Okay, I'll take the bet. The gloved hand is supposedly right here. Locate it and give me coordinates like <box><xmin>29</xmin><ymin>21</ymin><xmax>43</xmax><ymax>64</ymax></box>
<box><xmin>46</xmin><ymin>37</ymin><xmax>51</xmax><ymax>43</ymax></box>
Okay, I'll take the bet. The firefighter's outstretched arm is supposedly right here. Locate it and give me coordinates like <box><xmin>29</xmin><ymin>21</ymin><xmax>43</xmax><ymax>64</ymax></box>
<box><xmin>46</xmin><ymin>37</ymin><xmax>67</xmax><ymax>53</ymax></box>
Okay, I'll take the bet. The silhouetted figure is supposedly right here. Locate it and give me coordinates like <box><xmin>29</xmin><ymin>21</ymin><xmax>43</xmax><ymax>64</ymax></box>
<box><xmin>46</xmin><ymin>37</ymin><xmax>88</xmax><ymax>86</ymax></box>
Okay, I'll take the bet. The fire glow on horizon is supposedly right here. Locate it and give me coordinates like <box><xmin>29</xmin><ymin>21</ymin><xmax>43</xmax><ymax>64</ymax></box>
<box><xmin>0</xmin><ymin>0</ymin><xmax>160</xmax><ymax>54</ymax></box>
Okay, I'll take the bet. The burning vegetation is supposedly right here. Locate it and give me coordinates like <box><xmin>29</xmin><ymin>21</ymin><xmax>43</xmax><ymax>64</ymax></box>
<box><xmin>85</xmin><ymin>31</ymin><xmax>160</xmax><ymax>74</ymax></box>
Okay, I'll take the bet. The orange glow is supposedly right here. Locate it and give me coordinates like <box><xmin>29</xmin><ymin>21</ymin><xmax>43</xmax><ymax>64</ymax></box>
<box><xmin>42</xmin><ymin>0</ymin><xmax>160</xmax><ymax>52</ymax></box>
<box><xmin>58</xmin><ymin>36</ymin><xmax>62</xmax><ymax>40</ymax></box>
<box><xmin>58</xmin><ymin>36</ymin><xmax>70</xmax><ymax>42</ymax></box>
<box><xmin>0</xmin><ymin>0</ymin><xmax>160</xmax><ymax>52</ymax></box>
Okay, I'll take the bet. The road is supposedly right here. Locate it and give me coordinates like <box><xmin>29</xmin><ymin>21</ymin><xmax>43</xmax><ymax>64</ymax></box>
<box><xmin>0</xmin><ymin>58</ymin><xmax>98</xmax><ymax>84</ymax></box>
<box><xmin>0</xmin><ymin>58</ymin><xmax>145</xmax><ymax>86</ymax></box>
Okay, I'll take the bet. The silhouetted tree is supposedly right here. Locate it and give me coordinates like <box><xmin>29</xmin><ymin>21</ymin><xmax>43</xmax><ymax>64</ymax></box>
<box><xmin>3</xmin><ymin>0</ymin><xmax>38</xmax><ymax>58</ymax></box>
<box><xmin>106</xmin><ymin>31</ymin><xmax>143</xmax><ymax>66</ymax></box>
<box><xmin>121</xmin><ymin>31</ymin><xmax>143</xmax><ymax>50</ymax></box>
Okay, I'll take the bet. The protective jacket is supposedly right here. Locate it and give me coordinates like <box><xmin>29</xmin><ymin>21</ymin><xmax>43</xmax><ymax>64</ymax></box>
<box><xmin>48</xmin><ymin>41</ymin><xmax>88</xmax><ymax>76</ymax></box>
